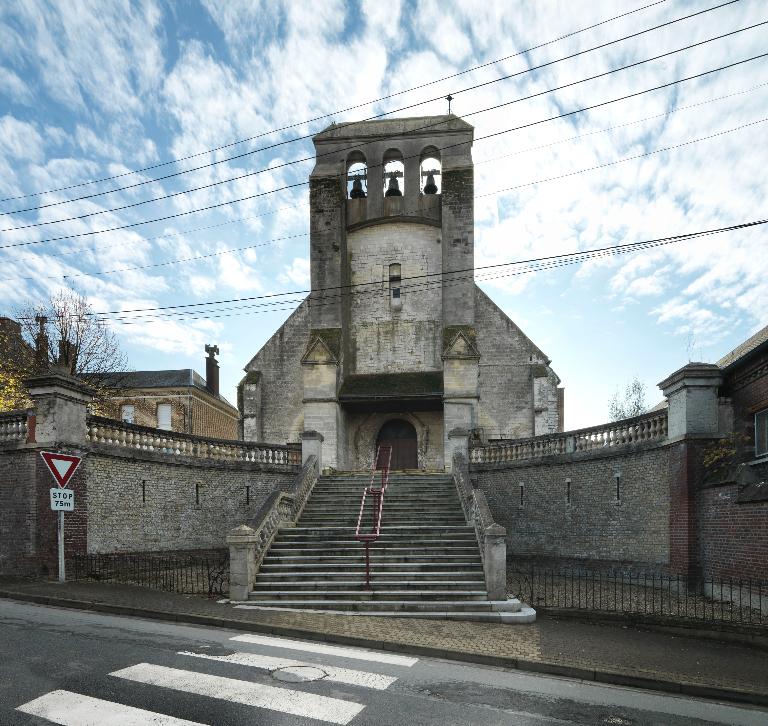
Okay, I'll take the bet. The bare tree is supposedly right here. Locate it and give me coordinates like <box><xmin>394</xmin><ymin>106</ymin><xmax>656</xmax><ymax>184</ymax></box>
<box><xmin>12</xmin><ymin>290</ymin><xmax>128</xmax><ymax>404</ymax></box>
<box><xmin>608</xmin><ymin>376</ymin><xmax>648</xmax><ymax>421</ymax></box>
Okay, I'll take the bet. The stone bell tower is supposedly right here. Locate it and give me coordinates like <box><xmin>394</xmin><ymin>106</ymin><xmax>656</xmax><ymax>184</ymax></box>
<box><xmin>302</xmin><ymin>115</ymin><xmax>477</xmax><ymax>469</ymax></box>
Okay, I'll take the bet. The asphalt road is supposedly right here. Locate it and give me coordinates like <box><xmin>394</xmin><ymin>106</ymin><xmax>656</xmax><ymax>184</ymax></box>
<box><xmin>0</xmin><ymin>599</ymin><xmax>765</xmax><ymax>725</ymax></box>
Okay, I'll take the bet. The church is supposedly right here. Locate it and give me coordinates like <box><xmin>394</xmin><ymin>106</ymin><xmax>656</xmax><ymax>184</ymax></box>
<box><xmin>239</xmin><ymin>115</ymin><xmax>563</xmax><ymax>470</ymax></box>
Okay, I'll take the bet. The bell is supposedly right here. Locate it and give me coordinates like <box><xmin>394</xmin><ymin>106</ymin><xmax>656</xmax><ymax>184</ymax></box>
<box><xmin>350</xmin><ymin>176</ymin><xmax>366</xmax><ymax>199</ymax></box>
<box><xmin>423</xmin><ymin>172</ymin><xmax>438</xmax><ymax>195</ymax></box>
<box><xmin>385</xmin><ymin>176</ymin><xmax>402</xmax><ymax>197</ymax></box>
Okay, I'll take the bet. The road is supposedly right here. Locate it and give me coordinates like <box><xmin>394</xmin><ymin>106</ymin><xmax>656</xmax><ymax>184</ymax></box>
<box><xmin>0</xmin><ymin>599</ymin><xmax>765</xmax><ymax>725</ymax></box>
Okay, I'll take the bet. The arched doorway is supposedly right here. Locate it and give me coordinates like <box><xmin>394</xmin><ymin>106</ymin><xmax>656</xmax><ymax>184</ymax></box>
<box><xmin>376</xmin><ymin>419</ymin><xmax>418</xmax><ymax>470</ymax></box>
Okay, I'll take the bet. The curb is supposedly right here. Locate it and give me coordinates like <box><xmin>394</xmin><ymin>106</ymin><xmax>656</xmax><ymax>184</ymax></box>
<box><xmin>1</xmin><ymin>589</ymin><xmax>766</xmax><ymax>709</ymax></box>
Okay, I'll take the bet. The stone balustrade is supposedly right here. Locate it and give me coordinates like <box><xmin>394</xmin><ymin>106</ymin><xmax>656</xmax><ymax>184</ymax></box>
<box><xmin>0</xmin><ymin>411</ymin><xmax>27</xmax><ymax>442</ymax></box>
<box><xmin>86</xmin><ymin>415</ymin><xmax>300</xmax><ymax>467</ymax></box>
<box><xmin>470</xmin><ymin>409</ymin><xmax>668</xmax><ymax>465</ymax></box>
<box><xmin>453</xmin><ymin>452</ymin><xmax>506</xmax><ymax>600</ymax></box>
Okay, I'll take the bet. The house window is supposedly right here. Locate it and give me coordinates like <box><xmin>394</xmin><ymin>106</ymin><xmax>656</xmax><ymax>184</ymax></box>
<box><xmin>157</xmin><ymin>403</ymin><xmax>172</xmax><ymax>431</ymax></box>
<box><xmin>120</xmin><ymin>405</ymin><xmax>134</xmax><ymax>424</ymax></box>
<box><xmin>756</xmin><ymin>409</ymin><xmax>768</xmax><ymax>457</ymax></box>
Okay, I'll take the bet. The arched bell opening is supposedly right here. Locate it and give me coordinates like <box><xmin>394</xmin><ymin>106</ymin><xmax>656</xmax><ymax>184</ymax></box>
<box><xmin>420</xmin><ymin>146</ymin><xmax>441</xmax><ymax>195</ymax></box>
<box><xmin>382</xmin><ymin>149</ymin><xmax>404</xmax><ymax>197</ymax></box>
<box><xmin>376</xmin><ymin>418</ymin><xmax>418</xmax><ymax>470</ymax></box>
<box><xmin>346</xmin><ymin>152</ymin><xmax>368</xmax><ymax>199</ymax></box>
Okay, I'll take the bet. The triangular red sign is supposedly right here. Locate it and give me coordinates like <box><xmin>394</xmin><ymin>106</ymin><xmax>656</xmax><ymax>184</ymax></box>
<box><xmin>40</xmin><ymin>451</ymin><xmax>82</xmax><ymax>488</ymax></box>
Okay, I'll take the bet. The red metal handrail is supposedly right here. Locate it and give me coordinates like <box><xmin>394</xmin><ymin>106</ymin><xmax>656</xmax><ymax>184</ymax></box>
<box><xmin>355</xmin><ymin>445</ymin><xmax>393</xmax><ymax>588</ymax></box>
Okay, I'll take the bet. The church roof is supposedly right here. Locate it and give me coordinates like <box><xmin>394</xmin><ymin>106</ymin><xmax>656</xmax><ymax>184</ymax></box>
<box><xmin>338</xmin><ymin>371</ymin><xmax>443</xmax><ymax>400</ymax></box>
<box><xmin>314</xmin><ymin>115</ymin><xmax>473</xmax><ymax>142</ymax></box>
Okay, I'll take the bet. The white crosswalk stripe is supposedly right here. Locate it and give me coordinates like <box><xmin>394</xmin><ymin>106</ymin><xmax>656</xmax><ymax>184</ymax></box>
<box><xmin>230</xmin><ymin>633</ymin><xmax>419</xmax><ymax>666</ymax></box>
<box><xmin>179</xmin><ymin>649</ymin><xmax>398</xmax><ymax>689</ymax></box>
<box><xmin>110</xmin><ymin>662</ymin><xmax>365</xmax><ymax>725</ymax></box>
<box><xmin>16</xmin><ymin>633</ymin><xmax>417</xmax><ymax>724</ymax></box>
<box><xmin>16</xmin><ymin>689</ymin><xmax>205</xmax><ymax>725</ymax></box>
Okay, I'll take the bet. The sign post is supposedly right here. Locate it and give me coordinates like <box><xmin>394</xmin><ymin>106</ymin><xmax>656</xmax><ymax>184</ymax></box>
<box><xmin>40</xmin><ymin>451</ymin><xmax>82</xmax><ymax>583</ymax></box>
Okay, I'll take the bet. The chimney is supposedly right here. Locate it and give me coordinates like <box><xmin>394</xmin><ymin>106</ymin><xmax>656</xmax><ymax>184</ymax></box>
<box><xmin>205</xmin><ymin>344</ymin><xmax>220</xmax><ymax>397</ymax></box>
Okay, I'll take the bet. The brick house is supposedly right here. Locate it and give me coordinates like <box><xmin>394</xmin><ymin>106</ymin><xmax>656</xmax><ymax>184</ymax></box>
<box><xmin>98</xmin><ymin>346</ymin><xmax>239</xmax><ymax>440</ymax></box>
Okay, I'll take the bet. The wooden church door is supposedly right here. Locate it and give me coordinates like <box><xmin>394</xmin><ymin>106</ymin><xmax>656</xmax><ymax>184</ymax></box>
<box><xmin>376</xmin><ymin>419</ymin><xmax>418</xmax><ymax>470</ymax></box>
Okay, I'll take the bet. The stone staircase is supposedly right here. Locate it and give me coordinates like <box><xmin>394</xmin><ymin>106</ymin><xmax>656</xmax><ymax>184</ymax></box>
<box><xmin>245</xmin><ymin>472</ymin><xmax>535</xmax><ymax>622</ymax></box>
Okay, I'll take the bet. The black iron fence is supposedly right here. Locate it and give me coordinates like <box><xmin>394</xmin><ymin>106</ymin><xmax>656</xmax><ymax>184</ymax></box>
<box><xmin>69</xmin><ymin>551</ymin><xmax>229</xmax><ymax>598</ymax></box>
<box><xmin>508</xmin><ymin>568</ymin><xmax>767</xmax><ymax>626</ymax></box>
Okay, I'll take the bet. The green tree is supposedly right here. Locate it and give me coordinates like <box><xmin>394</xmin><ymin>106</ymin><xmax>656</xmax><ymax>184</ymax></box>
<box><xmin>608</xmin><ymin>376</ymin><xmax>648</xmax><ymax>421</ymax></box>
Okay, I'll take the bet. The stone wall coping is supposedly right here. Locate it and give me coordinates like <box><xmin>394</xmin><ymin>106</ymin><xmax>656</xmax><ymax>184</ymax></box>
<box><xmin>300</xmin><ymin>430</ymin><xmax>325</xmax><ymax>441</ymax></box>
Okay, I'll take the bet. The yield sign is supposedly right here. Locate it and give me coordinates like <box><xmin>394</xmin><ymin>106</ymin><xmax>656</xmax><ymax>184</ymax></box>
<box><xmin>40</xmin><ymin>451</ymin><xmax>82</xmax><ymax>488</ymax></box>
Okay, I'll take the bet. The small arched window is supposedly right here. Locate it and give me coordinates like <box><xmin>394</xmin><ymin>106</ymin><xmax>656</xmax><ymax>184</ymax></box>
<box><xmin>346</xmin><ymin>152</ymin><xmax>367</xmax><ymax>199</ymax></box>
<box><xmin>383</xmin><ymin>149</ymin><xmax>404</xmax><ymax>197</ymax></box>
<box><xmin>420</xmin><ymin>146</ymin><xmax>441</xmax><ymax>195</ymax></box>
<box><xmin>389</xmin><ymin>262</ymin><xmax>402</xmax><ymax>311</ymax></box>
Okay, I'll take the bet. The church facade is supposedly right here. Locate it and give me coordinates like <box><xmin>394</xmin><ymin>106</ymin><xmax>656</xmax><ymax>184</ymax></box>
<box><xmin>240</xmin><ymin>115</ymin><xmax>563</xmax><ymax>470</ymax></box>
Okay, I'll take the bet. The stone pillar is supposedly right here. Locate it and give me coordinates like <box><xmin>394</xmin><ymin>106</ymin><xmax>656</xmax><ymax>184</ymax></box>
<box><xmin>658</xmin><ymin>363</ymin><xmax>723</xmax><ymax>441</ymax></box>
<box><xmin>484</xmin><ymin>523</ymin><xmax>507</xmax><ymax>601</ymax></box>
<box><xmin>227</xmin><ymin>524</ymin><xmax>258</xmax><ymax>601</ymax></box>
<box><xmin>300</xmin><ymin>430</ymin><xmax>324</xmax><ymax>469</ymax></box>
<box><xmin>658</xmin><ymin>363</ymin><xmax>723</xmax><ymax>579</ymax></box>
<box><xmin>25</xmin><ymin>368</ymin><xmax>94</xmax><ymax>445</ymax></box>
<box><xmin>302</xmin><ymin>333</ymin><xmax>341</xmax><ymax>469</ymax></box>
<box><xmin>446</xmin><ymin>427</ymin><xmax>469</xmax><ymax>470</ymax></box>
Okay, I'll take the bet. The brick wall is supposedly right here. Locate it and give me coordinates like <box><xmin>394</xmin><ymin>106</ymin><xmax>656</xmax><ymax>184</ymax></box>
<box><xmin>100</xmin><ymin>390</ymin><xmax>238</xmax><ymax>439</ymax></box>
<box><xmin>473</xmin><ymin>444</ymin><xmax>671</xmax><ymax>568</ymax></box>
<box><xmin>0</xmin><ymin>445</ymin><xmax>88</xmax><ymax>576</ymax></box>
<box><xmin>695</xmin><ymin>480</ymin><xmax>768</xmax><ymax>581</ymax></box>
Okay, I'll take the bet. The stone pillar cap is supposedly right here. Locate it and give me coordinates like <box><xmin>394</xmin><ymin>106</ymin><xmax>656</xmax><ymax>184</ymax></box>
<box><xmin>448</xmin><ymin>427</ymin><xmax>470</xmax><ymax>437</ymax></box>
<box><xmin>658</xmin><ymin>362</ymin><xmax>722</xmax><ymax>393</ymax></box>
<box><xmin>227</xmin><ymin>524</ymin><xmax>257</xmax><ymax>544</ymax></box>
<box><xmin>300</xmin><ymin>430</ymin><xmax>325</xmax><ymax>441</ymax></box>
<box><xmin>25</xmin><ymin>369</ymin><xmax>96</xmax><ymax>400</ymax></box>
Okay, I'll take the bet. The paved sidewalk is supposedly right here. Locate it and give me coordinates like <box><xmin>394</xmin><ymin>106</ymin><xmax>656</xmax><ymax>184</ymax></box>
<box><xmin>1</xmin><ymin>578</ymin><xmax>767</xmax><ymax>708</ymax></box>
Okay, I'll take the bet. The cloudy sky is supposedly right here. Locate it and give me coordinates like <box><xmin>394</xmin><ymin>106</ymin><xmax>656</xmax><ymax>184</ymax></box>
<box><xmin>1</xmin><ymin>0</ymin><xmax>766</xmax><ymax>431</ymax></box>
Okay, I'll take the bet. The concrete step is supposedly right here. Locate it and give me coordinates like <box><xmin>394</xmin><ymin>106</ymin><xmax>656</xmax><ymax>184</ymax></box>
<box><xmin>241</xmin><ymin>598</ymin><xmax>523</xmax><ymax>613</ymax></box>
<box><xmin>255</xmin><ymin>571</ymin><xmax>484</xmax><ymax>583</ymax></box>
<box><xmin>270</xmin><ymin>537</ymin><xmax>477</xmax><ymax>546</ymax></box>
<box><xmin>285</xmin><ymin>526</ymin><xmax>475</xmax><ymax>536</ymax></box>
<box><xmin>252</xmin><ymin>579</ymin><xmax>487</xmax><ymax>591</ymax></box>
<box><xmin>248</xmin><ymin>589</ymin><xmax>490</xmax><ymax>601</ymax></box>
<box><xmin>263</xmin><ymin>557</ymin><xmax>483</xmax><ymax>568</ymax></box>
<box><xmin>260</xmin><ymin>561</ymin><xmax>483</xmax><ymax>572</ymax></box>
<box><xmin>268</xmin><ymin>546</ymin><xmax>481</xmax><ymax>556</ymax></box>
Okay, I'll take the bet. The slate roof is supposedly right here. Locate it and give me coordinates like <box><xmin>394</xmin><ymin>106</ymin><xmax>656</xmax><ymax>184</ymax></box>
<box><xmin>101</xmin><ymin>369</ymin><xmax>236</xmax><ymax>409</ymax></box>
<box><xmin>717</xmin><ymin>323</ymin><xmax>768</xmax><ymax>369</ymax></box>
<box><xmin>314</xmin><ymin>115</ymin><xmax>473</xmax><ymax>141</ymax></box>
<box><xmin>338</xmin><ymin>372</ymin><xmax>444</xmax><ymax>400</ymax></box>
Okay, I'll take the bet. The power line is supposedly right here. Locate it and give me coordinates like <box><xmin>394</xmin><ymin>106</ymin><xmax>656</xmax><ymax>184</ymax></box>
<box><xmin>81</xmin><ymin>217</ymin><xmax>767</xmax><ymax>320</ymax></box>
<box><xmin>1</xmin><ymin>49</ymin><xmax>764</xmax><ymax>253</ymax></box>
<box><xmin>0</xmin><ymin>0</ymin><xmax>730</xmax><ymax>217</ymax></box>
<box><xmin>0</xmin><ymin>0</ymin><xmax>671</xmax><ymax>205</ymax></box>
<box><xmin>4</xmin><ymin>110</ymin><xmax>763</xmax><ymax>286</ymax></box>
<box><xmin>2</xmin><ymin>19</ymin><xmax>762</xmax><ymax>235</ymax></box>
<box><xmin>5</xmin><ymin>77</ymin><xmax>765</xmax><ymax>284</ymax></box>
<box><xmin>100</xmin><ymin>218</ymin><xmax>767</xmax><ymax>325</ymax></box>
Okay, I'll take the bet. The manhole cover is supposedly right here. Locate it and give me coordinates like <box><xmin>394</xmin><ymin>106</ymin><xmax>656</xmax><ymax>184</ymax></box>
<box><xmin>272</xmin><ymin>666</ymin><xmax>327</xmax><ymax>683</ymax></box>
